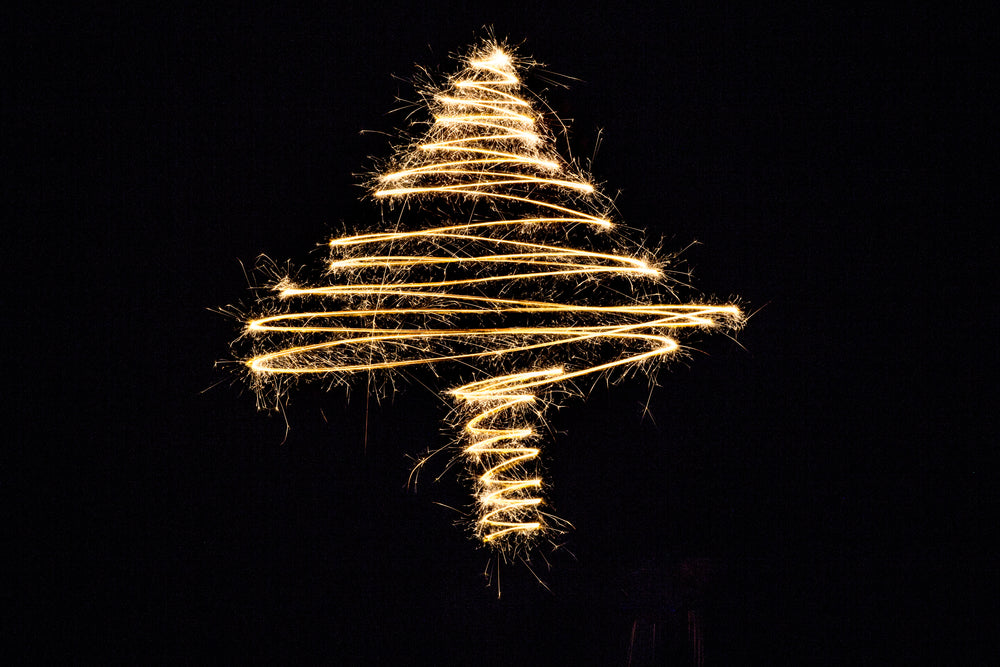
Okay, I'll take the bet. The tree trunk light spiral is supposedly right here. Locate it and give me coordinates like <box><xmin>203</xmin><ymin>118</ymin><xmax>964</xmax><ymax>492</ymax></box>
<box><xmin>237</xmin><ymin>41</ymin><xmax>742</xmax><ymax>556</ymax></box>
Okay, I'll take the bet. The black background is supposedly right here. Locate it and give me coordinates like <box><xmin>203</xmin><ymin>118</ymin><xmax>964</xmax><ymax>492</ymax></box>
<box><xmin>11</xmin><ymin>3</ymin><xmax>992</xmax><ymax>664</ymax></box>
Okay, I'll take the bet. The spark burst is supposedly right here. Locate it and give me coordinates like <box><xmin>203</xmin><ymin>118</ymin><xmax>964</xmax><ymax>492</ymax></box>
<box><xmin>236</xmin><ymin>41</ymin><xmax>742</xmax><ymax>556</ymax></box>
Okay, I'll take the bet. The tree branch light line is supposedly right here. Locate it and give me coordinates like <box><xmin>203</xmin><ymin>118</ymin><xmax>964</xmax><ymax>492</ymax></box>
<box><xmin>237</xmin><ymin>42</ymin><xmax>742</xmax><ymax>553</ymax></box>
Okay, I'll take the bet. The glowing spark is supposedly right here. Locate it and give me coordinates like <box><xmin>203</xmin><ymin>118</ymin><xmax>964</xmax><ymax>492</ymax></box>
<box><xmin>236</xmin><ymin>41</ymin><xmax>742</xmax><ymax>554</ymax></box>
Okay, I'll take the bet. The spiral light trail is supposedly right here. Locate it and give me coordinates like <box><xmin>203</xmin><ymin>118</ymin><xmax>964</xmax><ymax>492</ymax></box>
<box><xmin>240</xmin><ymin>43</ymin><xmax>742</xmax><ymax>552</ymax></box>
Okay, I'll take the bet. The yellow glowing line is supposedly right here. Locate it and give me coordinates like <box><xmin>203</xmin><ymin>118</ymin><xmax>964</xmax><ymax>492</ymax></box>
<box><xmin>438</xmin><ymin>104</ymin><xmax>536</xmax><ymax>120</ymax></box>
<box><xmin>420</xmin><ymin>131</ymin><xmax>541</xmax><ymax>147</ymax></box>
<box><xmin>437</xmin><ymin>94</ymin><xmax>530</xmax><ymax>107</ymax></box>
<box><xmin>417</xmin><ymin>147</ymin><xmax>558</xmax><ymax>171</ymax></box>
<box><xmin>246</xmin><ymin>329</ymin><xmax>684</xmax><ymax>374</ymax></box>
<box><xmin>328</xmin><ymin>219</ymin><xmax>614</xmax><ymax>249</ymax></box>
<box><xmin>373</xmin><ymin>190</ymin><xmax>610</xmax><ymax>227</ymax></box>
<box><xmin>249</xmin><ymin>303</ymin><xmax>738</xmax><ymax>323</ymax></box>
<box><xmin>327</xmin><ymin>234</ymin><xmax>654</xmax><ymax>273</ymax></box>
<box><xmin>378</xmin><ymin>171</ymin><xmax>594</xmax><ymax>192</ymax></box>
<box><xmin>242</xmin><ymin>43</ymin><xmax>742</xmax><ymax>548</ymax></box>
<box><xmin>381</xmin><ymin>159</ymin><xmax>560</xmax><ymax>177</ymax></box>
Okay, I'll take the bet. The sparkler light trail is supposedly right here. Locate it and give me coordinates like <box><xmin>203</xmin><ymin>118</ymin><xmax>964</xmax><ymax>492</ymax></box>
<box><xmin>236</xmin><ymin>41</ymin><xmax>742</xmax><ymax>555</ymax></box>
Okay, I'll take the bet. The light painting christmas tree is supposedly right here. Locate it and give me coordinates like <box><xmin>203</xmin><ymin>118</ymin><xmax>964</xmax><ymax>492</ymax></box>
<box><xmin>236</xmin><ymin>40</ymin><xmax>742</xmax><ymax>558</ymax></box>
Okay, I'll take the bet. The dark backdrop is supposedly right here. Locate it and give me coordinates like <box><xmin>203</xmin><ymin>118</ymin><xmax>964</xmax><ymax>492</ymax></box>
<box><xmin>12</xmin><ymin>3</ymin><xmax>991</xmax><ymax>664</ymax></box>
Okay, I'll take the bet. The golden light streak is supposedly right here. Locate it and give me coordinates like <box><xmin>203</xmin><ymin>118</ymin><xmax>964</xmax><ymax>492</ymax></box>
<box><xmin>237</xmin><ymin>41</ymin><xmax>742</xmax><ymax>554</ymax></box>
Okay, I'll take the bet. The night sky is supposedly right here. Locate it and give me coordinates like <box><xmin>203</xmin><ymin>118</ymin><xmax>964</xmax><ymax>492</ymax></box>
<box><xmin>13</xmin><ymin>3</ymin><xmax>991</xmax><ymax>664</ymax></box>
